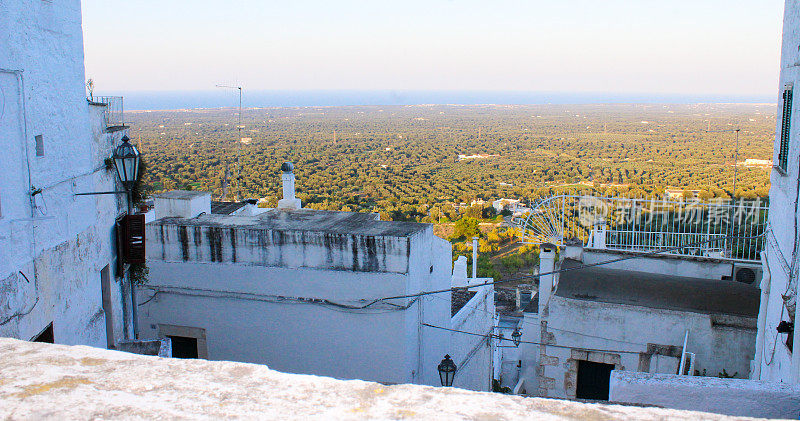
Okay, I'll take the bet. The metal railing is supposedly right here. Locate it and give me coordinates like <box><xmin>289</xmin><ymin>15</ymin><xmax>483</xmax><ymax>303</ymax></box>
<box><xmin>93</xmin><ymin>96</ymin><xmax>125</xmax><ymax>128</ymax></box>
<box><xmin>512</xmin><ymin>195</ymin><xmax>768</xmax><ymax>262</ymax></box>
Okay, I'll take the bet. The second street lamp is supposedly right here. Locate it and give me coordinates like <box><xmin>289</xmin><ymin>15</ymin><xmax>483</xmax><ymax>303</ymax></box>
<box><xmin>438</xmin><ymin>354</ymin><xmax>457</xmax><ymax>387</ymax></box>
<box><xmin>511</xmin><ymin>327</ymin><xmax>522</xmax><ymax>347</ymax></box>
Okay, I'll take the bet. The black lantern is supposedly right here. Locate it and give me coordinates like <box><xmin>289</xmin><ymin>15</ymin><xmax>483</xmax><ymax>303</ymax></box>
<box><xmin>438</xmin><ymin>354</ymin><xmax>457</xmax><ymax>387</ymax></box>
<box><xmin>113</xmin><ymin>135</ymin><xmax>140</xmax><ymax>190</ymax></box>
<box><xmin>511</xmin><ymin>327</ymin><xmax>522</xmax><ymax>347</ymax></box>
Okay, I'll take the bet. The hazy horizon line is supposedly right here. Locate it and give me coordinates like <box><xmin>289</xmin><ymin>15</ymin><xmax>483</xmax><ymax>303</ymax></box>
<box><xmin>103</xmin><ymin>89</ymin><xmax>778</xmax><ymax>111</ymax></box>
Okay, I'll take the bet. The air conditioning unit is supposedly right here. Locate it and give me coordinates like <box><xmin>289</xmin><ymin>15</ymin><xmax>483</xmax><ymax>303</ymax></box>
<box><xmin>731</xmin><ymin>264</ymin><xmax>763</xmax><ymax>286</ymax></box>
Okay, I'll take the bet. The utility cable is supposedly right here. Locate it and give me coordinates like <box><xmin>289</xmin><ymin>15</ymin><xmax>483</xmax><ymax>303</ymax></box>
<box><xmin>421</xmin><ymin>323</ymin><xmax>643</xmax><ymax>355</ymax></box>
<box><xmin>432</xmin><ymin>293</ymin><xmax>650</xmax><ymax>347</ymax></box>
<box><xmin>356</xmin><ymin>232</ymin><xmax>767</xmax><ymax>309</ymax></box>
<box><xmin>136</xmin><ymin>234</ymin><xmax>766</xmax><ymax>314</ymax></box>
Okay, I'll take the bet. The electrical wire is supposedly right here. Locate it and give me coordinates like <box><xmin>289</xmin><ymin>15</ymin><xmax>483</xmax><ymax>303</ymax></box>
<box><xmin>431</xmin><ymin>294</ymin><xmax>650</xmax><ymax>347</ymax></box>
<box><xmin>357</xmin><ymin>233</ymin><xmax>768</xmax><ymax>309</ymax></box>
<box><xmin>136</xmin><ymin>234</ymin><xmax>767</xmax><ymax>317</ymax></box>
<box><xmin>421</xmin><ymin>323</ymin><xmax>643</xmax><ymax>354</ymax></box>
<box><xmin>0</xmin><ymin>271</ymin><xmax>39</xmax><ymax>326</ymax></box>
<box><xmin>138</xmin><ymin>285</ymin><xmax>418</xmax><ymax>313</ymax></box>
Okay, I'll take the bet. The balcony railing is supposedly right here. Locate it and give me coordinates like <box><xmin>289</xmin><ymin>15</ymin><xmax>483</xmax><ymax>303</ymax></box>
<box><xmin>512</xmin><ymin>195</ymin><xmax>768</xmax><ymax>262</ymax></box>
<box><xmin>92</xmin><ymin>95</ymin><xmax>126</xmax><ymax>130</ymax></box>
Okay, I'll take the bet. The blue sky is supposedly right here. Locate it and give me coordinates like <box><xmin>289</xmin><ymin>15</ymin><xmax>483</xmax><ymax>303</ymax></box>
<box><xmin>82</xmin><ymin>0</ymin><xmax>784</xmax><ymax>96</ymax></box>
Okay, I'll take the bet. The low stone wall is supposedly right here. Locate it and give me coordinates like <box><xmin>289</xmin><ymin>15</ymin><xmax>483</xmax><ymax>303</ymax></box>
<box><xmin>0</xmin><ymin>338</ymin><xmax>739</xmax><ymax>420</ymax></box>
<box><xmin>610</xmin><ymin>370</ymin><xmax>800</xmax><ymax>419</ymax></box>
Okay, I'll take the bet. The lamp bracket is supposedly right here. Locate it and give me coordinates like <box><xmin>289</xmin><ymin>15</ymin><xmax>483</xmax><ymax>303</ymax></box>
<box><xmin>74</xmin><ymin>191</ymin><xmax>128</xmax><ymax>196</ymax></box>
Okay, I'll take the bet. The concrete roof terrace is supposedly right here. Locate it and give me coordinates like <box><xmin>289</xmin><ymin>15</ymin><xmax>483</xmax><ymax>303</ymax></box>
<box><xmin>151</xmin><ymin>208</ymin><xmax>429</xmax><ymax>238</ymax></box>
<box><xmin>555</xmin><ymin>259</ymin><xmax>760</xmax><ymax>318</ymax></box>
<box><xmin>0</xmin><ymin>338</ymin><xmax>743</xmax><ymax>420</ymax></box>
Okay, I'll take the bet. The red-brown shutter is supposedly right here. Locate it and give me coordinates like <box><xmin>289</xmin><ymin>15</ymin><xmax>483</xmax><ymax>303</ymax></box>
<box><xmin>122</xmin><ymin>214</ymin><xmax>146</xmax><ymax>263</ymax></box>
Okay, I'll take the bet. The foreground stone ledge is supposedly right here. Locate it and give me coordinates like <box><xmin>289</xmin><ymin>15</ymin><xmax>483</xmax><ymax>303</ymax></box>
<box><xmin>0</xmin><ymin>338</ymin><xmax>755</xmax><ymax>420</ymax></box>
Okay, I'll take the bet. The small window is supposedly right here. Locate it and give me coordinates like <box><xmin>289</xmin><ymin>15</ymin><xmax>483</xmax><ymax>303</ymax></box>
<box><xmin>778</xmin><ymin>85</ymin><xmax>793</xmax><ymax>172</ymax></box>
<box><xmin>35</xmin><ymin>135</ymin><xmax>44</xmax><ymax>157</ymax></box>
<box><xmin>167</xmin><ymin>335</ymin><xmax>199</xmax><ymax>359</ymax></box>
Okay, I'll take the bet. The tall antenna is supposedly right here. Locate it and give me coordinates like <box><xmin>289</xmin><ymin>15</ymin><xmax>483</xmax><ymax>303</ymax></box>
<box><xmin>217</xmin><ymin>84</ymin><xmax>244</xmax><ymax>200</ymax></box>
<box><xmin>216</xmin><ymin>84</ymin><xmax>243</xmax><ymax>136</ymax></box>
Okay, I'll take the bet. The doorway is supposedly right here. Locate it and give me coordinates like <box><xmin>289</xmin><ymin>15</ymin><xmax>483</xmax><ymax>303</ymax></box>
<box><xmin>100</xmin><ymin>265</ymin><xmax>115</xmax><ymax>348</ymax></box>
<box><xmin>575</xmin><ymin>360</ymin><xmax>614</xmax><ymax>400</ymax></box>
<box><xmin>32</xmin><ymin>323</ymin><xmax>54</xmax><ymax>343</ymax></box>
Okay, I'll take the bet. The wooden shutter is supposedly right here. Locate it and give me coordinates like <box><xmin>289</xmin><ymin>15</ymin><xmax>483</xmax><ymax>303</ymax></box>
<box><xmin>121</xmin><ymin>214</ymin><xmax>146</xmax><ymax>264</ymax></box>
<box><xmin>779</xmin><ymin>87</ymin><xmax>793</xmax><ymax>171</ymax></box>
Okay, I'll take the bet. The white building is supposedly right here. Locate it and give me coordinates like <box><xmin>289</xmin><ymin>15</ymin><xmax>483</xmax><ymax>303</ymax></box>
<box><xmin>516</xmin><ymin>245</ymin><xmax>759</xmax><ymax>400</ymax></box>
<box><xmin>138</xmin><ymin>173</ymin><xmax>495</xmax><ymax>390</ymax></box>
<box><xmin>754</xmin><ymin>0</ymin><xmax>800</xmax><ymax>383</ymax></box>
<box><xmin>1</xmin><ymin>0</ymin><xmax>132</xmax><ymax>346</ymax></box>
<box><xmin>492</xmin><ymin>198</ymin><xmax>521</xmax><ymax>214</ymax></box>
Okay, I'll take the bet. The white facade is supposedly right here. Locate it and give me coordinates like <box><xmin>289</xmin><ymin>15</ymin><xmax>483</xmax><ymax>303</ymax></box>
<box><xmin>515</xmin><ymin>247</ymin><xmax>758</xmax><ymax>399</ymax></box>
<box><xmin>755</xmin><ymin>0</ymin><xmax>800</xmax><ymax>383</ymax></box>
<box><xmin>0</xmin><ymin>0</ymin><xmax>131</xmax><ymax>345</ymax></box>
<box><xmin>138</xmin><ymin>194</ymin><xmax>494</xmax><ymax>390</ymax></box>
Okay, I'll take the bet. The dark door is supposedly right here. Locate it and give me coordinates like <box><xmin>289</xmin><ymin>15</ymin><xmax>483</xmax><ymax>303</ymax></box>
<box><xmin>576</xmin><ymin>360</ymin><xmax>614</xmax><ymax>400</ymax></box>
<box><xmin>168</xmin><ymin>335</ymin><xmax>199</xmax><ymax>359</ymax></box>
<box><xmin>32</xmin><ymin>323</ymin><xmax>54</xmax><ymax>343</ymax></box>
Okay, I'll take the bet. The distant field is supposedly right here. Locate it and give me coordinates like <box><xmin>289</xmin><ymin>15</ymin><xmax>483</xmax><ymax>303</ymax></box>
<box><xmin>129</xmin><ymin>103</ymin><xmax>775</xmax><ymax>223</ymax></box>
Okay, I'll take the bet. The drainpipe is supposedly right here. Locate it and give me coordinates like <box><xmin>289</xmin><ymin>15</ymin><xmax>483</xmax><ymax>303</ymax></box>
<box><xmin>753</xmin><ymin>252</ymin><xmax>771</xmax><ymax>380</ymax></box>
<box><xmin>1</xmin><ymin>68</ymin><xmax>34</xmax><ymax>217</ymax></box>
<box><xmin>678</xmin><ymin>330</ymin><xmax>689</xmax><ymax>375</ymax></box>
<box><xmin>472</xmin><ymin>237</ymin><xmax>478</xmax><ymax>279</ymax></box>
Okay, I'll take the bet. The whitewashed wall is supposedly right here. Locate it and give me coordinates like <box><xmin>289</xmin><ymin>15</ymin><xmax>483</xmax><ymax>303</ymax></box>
<box><xmin>756</xmin><ymin>0</ymin><xmax>800</xmax><ymax>383</ymax></box>
<box><xmin>532</xmin><ymin>296</ymin><xmax>756</xmax><ymax>399</ymax></box>
<box><xmin>448</xmin><ymin>282</ymin><xmax>495</xmax><ymax>391</ymax></box>
<box><xmin>610</xmin><ymin>371</ymin><xmax>800</xmax><ymax>419</ymax></box>
<box><xmin>0</xmin><ymin>0</ymin><xmax>129</xmax><ymax>346</ymax></box>
<box><xmin>138</xmin><ymin>220</ymin><xmax>476</xmax><ymax>388</ymax></box>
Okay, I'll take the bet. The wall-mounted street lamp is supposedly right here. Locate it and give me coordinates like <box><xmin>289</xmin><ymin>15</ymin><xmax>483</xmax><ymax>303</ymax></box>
<box><xmin>75</xmin><ymin>134</ymin><xmax>141</xmax><ymax>213</ymax></box>
<box><xmin>75</xmin><ymin>134</ymin><xmax>143</xmax><ymax>339</ymax></box>
<box><xmin>438</xmin><ymin>354</ymin><xmax>457</xmax><ymax>387</ymax></box>
<box><xmin>113</xmin><ymin>135</ymin><xmax>140</xmax><ymax>194</ymax></box>
<box><xmin>511</xmin><ymin>327</ymin><xmax>522</xmax><ymax>347</ymax></box>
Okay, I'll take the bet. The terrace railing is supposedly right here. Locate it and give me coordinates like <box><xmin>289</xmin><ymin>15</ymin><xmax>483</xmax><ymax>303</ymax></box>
<box><xmin>511</xmin><ymin>195</ymin><xmax>768</xmax><ymax>262</ymax></box>
<box><xmin>93</xmin><ymin>96</ymin><xmax>125</xmax><ymax>130</ymax></box>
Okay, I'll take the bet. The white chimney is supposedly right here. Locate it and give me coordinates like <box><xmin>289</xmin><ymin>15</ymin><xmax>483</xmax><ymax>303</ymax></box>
<box><xmin>451</xmin><ymin>255</ymin><xmax>468</xmax><ymax>288</ymax></box>
<box><xmin>277</xmin><ymin>162</ymin><xmax>302</xmax><ymax>210</ymax></box>
<box><xmin>538</xmin><ymin>242</ymin><xmax>557</xmax><ymax>314</ymax></box>
<box><xmin>472</xmin><ymin>237</ymin><xmax>479</xmax><ymax>278</ymax></box>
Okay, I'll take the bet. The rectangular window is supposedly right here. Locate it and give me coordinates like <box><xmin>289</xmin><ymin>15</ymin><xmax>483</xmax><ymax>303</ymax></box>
<box><xmin>779</xmin><ymin>86</ymin><xmax>793</xmax><ymax>172</ymax></box>
<box><xmin>35</xmin><ymin>134</ymin><xmax>44</xmax><ymax>157</ymax></box>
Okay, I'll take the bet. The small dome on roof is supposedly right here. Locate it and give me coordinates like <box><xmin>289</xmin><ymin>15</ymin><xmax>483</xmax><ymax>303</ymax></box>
<box><xmin>281</xmin><ymin>162</ymin><xmax>294</xmax><ymax>173</ymax></box>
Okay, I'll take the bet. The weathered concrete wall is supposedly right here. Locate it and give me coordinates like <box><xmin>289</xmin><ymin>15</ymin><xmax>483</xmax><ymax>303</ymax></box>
<box><xmin>448</xmin><ymin>282</ymin><xmax>495</xmax><ymax>391</ymax></box>
<box><xmin>138</xmin><ymin>224</ymin><xmax>475</xmax><ymax>389</ymax></box>
<box><xmin>610</xmin><ymin>370</ymin><xmax>800</xmax><ymax>419</ymax></box>
<box><xmin>532</xmin><ymin>296</ymin><xmax>756</xmax><ymax>399</ymax></box>
<box><xmin>0</xmin><ymin>1</ymin><xmax>130</xmax><ymax>346</ymax></box>
<box><xmin>147</xmin><ymin>221</ymin><xmax>415</xmax><ymax>274</ymax></box>
<box><xmin>757</xmin><ymin>0</ymin><xmax>800</xmax><ymax>383</ymax></box>
<box><xmin>582</xmin><ymin>250</ymin><xmax>739</xmax><ymax>281</ymax></box>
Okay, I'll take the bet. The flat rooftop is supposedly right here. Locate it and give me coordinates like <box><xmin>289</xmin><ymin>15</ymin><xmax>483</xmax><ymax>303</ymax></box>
<box><xmin>154</xmin><ymin>190</ymin><xmax>210</xmax><ymax>200</ymax></box>
<box><xmin>152</xmin><ymin>208</ymin><xmax>428</xmax><ymax>237</ymax></box>
<box><xmin>211</xmin><ymin>200</ymin><xmax>249</xmax><ymax>215</ymax></box>
<box><xmin>554</xmin><ymin>259</ymin><xmax>759</xmax><ymax>318</ymax></box>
